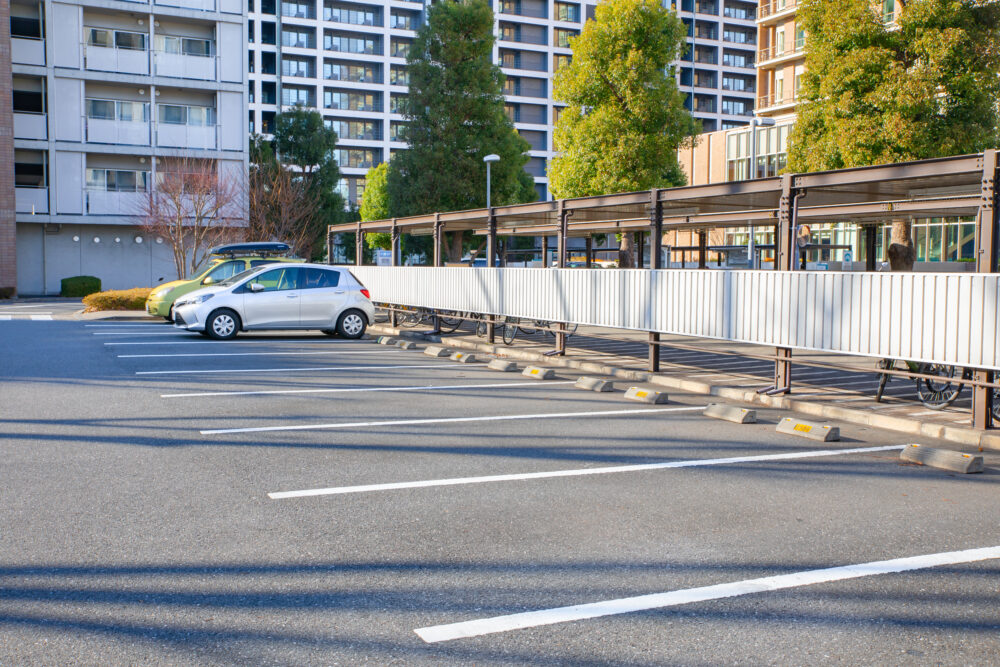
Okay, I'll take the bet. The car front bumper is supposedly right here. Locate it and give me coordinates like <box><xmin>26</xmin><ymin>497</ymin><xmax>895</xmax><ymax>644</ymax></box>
<box><xmin>146</xmin><ymin>298</ymin><xmax>171</xmax><ymax>317</ymax></box>
<box><xmin>172</xmin><ymin>304</ymin><xmax>205</xmax><ymax>331</ymax></box>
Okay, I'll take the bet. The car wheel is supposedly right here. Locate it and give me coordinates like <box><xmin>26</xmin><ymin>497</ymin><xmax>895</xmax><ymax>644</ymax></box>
<box><xmin>206</xmin><ymin>309</ymin><xmax>240</xmax><ymax>340</ymax></box>
<box><xmin>321</xmin><ymin>329</ymin><xmax>338</xmax><ymax>337</ymax></box>
<box><xmin>164</xmin><ymin>306</ymin><xmax>174</xmax><ymax>323</ymax></box>
<box><xmin>336</xmin><ymin>310</ymin><xmax>367</xmax><ymax>339</ymax></box>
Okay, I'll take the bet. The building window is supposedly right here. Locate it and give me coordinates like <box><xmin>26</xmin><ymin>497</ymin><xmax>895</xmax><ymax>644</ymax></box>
<box><xmin>281</xmin><ymin>0</ymin><xmax>315</xmax><ymax>18</ymax></box>
<box><xmin>325</xmin><ymin>32</ymin><xmax>380</xmax><ymax>54</ymax></box>
<box><xmin>553</xmin><ymin>53</ymin><xmax>571</xmax><ymax>70</ymax></box>
<box><xmin>86</xmin><ymin>99</ymin><xmax>149</xmax><ymax>122</ymax></box>
<box><xmin>390</xmin><ymin>37</ymin><xmax>412</xmax><ymax>58</ymax></box>
<box><xmin>281</xmin><ymin>85</ymin><xmax>315</xmax><ymax>106</ymax></box>
<box><xmin>336</xmin><ymin>148</ymin><xmax>380</xmax><ymax>168</ymax></box>
<box><xmin>389</xmin><ymin>65</ymin><xmax>409</xmax><ymax>85</ymax></box>
<box><xmin>158</xmin><ymin>104</ymin><xmax>217</xmax><ymax>126</ymax></box>
<box><xmin>155</xmin><ymin>35</ymin><xmax>213</xmax><ymax>56</ymax></box>
<box><xmin>282</xmin><ymin>27</ymin><xmax>315</xmax><ymax>48</ymax></box>
<box><xmin>723</xmin><ymin>27</ymin><xmax>754</xmax><ymax>44</ymax></box>
<box><xmin>554</xmin><ymin>28</ymin><xmax>577</xmax><ymax>49</ymax></box>
<box><xmin>324</xmin><ymin>89</ymin><xmax>382</xmax><ymax>112</ymax></box>
<box><xmin>721</xmin><ymin>97</ymin><xmax>751</xmax><ymax>116</ymax></box>
<box><xmin>726</xmin><ymin>123</ymin><xmax>790</xmax><ymax>181</ymax></box>
<box><xmin>390</xmin><ymin>93</ymin><xmax>407</xmax><ymax>113</ymax></box>
<box><xmin>721</xmin><ymin>48</ymin><xmax>752</xmax><ymax>68</ymax></box>
<box><xmin>86</xmin><ymin>168</ymin><xmax>149</xmax><ymax>192</ymax></box>
<box><xmin>324</xmin><ymin>61</ymin><xmax>380</xmax><ymax>83</ymax></box>
<box><xmin>282</xmin><ymin>56</ymin><xmax>316</xmax><ymax>78</ymax></box>
<box><xmin>554</xmin><ymin>2</ymin><xmax>579</xmax><ymax>22</ymax></box>
<box><xmin>390</xmin><ymin>10</ymin><xmax>417</xmax><ymax>29</ymax></box>
<box><xmin>324</xmin><ymin>2</ymin><xmax>381</xmax><ymax>26</ymax></box>
<box><xmin>389</xmin><ymin>121</ymin><xmax>406</xmax><ymax>141</ymax></box>
<box><xmin>326</xmin><ymin>118</ymin><xmax>381</xmax><ymax>141</ymax></box>
<box><xmin>87</xmin><ymin>28</ymin><xmax>147</xmax><ymax>51</ymax></box>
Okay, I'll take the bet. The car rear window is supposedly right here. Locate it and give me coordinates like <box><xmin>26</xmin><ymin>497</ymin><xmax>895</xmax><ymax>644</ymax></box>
<box><xmin>347</xmin><ymin>270</ymin><xmax>365</xmax><ymax>288</ymax></box>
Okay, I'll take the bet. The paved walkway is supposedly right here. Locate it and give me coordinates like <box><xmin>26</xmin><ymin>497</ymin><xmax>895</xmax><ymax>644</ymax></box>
<box><xmin>375</xmin><ymin>314</ymin><xmax>985</xmax><ymax>442</ymax></box>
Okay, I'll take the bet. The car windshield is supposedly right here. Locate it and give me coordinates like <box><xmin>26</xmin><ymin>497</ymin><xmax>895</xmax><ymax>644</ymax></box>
<box><xmin>190</xmin><ymin>256</ymin><xmax>218</xmax><ymax>278</ymax></box>
<box><xmin>218</xmin><ymin>268</ymin><xmax>260</xmax><ymax>287</ymax></box>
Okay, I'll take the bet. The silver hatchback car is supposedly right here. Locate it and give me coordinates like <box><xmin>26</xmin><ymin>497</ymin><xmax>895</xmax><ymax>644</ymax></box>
<box><xmin>172</xmin><ymin>263</ymin><xmax>375</xmax><ymax>340</ymax></box>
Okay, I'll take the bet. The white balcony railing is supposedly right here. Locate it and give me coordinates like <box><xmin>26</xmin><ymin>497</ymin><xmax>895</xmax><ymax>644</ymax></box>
<box><xmin>13</xmin><ymin>112</ymin><xmax>47</xmax><ymax>140</ymax></box>
<box><xmin>153</xmin><ymin>51</ymin><xmax>217</xmax><ymax>80</ymax></box>
<box><xmin>154</xmin><ymin>0</ymin><xmax>216</xmax><ymax>10</ymax></box>
<box><xmin>15</xmin><ymin>187</ymin><xmax>49</xmax><ymax>214</ymax></box>
<box><xmin>156</xmin><ymin>123</ymin><xmax>218</xmax><ymax>150</ymax></box>
<box><xmin>84</xmin><ymin>45</ymin><xmax>150</xmax><ymax>75</ymax></box>
<box><xmin>86</xmin><ymin>118</ymin><xmax>151</xmax><ymax>145</ymax></box>
<box><xmin>85</xmin><ymin>190</ymin><xmax>147</xmax><ymax>215</ymax></box>
<box><xmin>12</xmin><ymin>37</ymin><xmax>45</xmax><ymax>66</ymax></box>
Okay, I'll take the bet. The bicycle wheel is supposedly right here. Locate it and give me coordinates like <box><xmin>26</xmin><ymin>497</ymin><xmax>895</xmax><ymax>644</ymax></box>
<box><xmin>914</xmin><ymin>363</ymin><xmax>964</xmax><ymax>409</ymax></box>
<box><xmin>475</xmin><ymin>317</ymin><xmax>488</xmax><ymax>338</ymax></box>
<box><xmin>437</xmin><ymin>311</ymin><xmax>463</xmax><ymax>334</ymax></box>
<box><xmin>993</xmin><ymin>387</ymin><xmax>1000</xmax><ymax>422</ymax></box>
<box><xmin>400</xmin><ymin>309</ymin><xmax>423</xmax><ymax>328</ymax></box>
<box><xmin>502</xmin><ymin>317</ymin><xmax>518</xmax><ymax>345</ymax></box>
<box><xmin>564</xmin><ymin>322</ymin><xmax>579</xmax><ymax>337</ymax></box>
<box><xmin>517</xmin><ymin>320</ymin><xmax>538</xmax><ymax>335</ymax></box>
<box><xmin>875</xmin><ymin>359</ymin><xmax>893</xmax><ymax>402</ymax></box>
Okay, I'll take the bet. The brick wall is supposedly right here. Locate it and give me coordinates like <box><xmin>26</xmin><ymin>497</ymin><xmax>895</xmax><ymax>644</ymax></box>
<box><xmin>0</xmin><ymin>0</ymin><xmax>16</xmax><ymax>297</ymax></box>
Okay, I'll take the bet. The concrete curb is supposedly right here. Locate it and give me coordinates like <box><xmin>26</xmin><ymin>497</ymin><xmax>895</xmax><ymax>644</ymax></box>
<box><xmin>369</xmin><ymin>323</ymin><xmax>1000</xmax><ymax>451</ymax></box>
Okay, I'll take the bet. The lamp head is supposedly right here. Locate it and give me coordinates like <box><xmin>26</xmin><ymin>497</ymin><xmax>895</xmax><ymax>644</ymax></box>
<box><xmin>483</xmin><ymin>154</ymin><xmax>500</xmax><ymax>163</ymax></box>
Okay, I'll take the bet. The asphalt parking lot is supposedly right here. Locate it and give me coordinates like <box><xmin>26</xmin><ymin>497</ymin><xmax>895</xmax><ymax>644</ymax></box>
<box><xmin>2</xmin><ymin>318</ymin><xmax>999</xmax><ymax>665</ymax></box>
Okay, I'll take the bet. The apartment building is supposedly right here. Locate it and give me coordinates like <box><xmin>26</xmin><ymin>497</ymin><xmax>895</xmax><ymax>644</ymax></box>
<box><xmin>248</xmin><ymin>0</ymin><xmax>757</xmax><ymax>209</ymax></box>
<box><xmin>671</xmin><ymin>0</ymin><xmax>758</xmax><ymax>134</ymax></box>
<box><xmin>9</xmin><ymin>0</ymin><xmax>248</xmax><ymax>295</ymax></box>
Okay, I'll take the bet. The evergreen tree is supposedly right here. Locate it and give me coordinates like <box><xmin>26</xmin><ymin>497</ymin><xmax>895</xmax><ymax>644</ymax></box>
<box><xmin>388</xmin><ymin>0</ymin><xmax>536</xmax><ymax>260</ymax></box>
<box><xmin>547</xmin><ymin>0</ymin><xmax>697</xmax><ymax>266</ymax></box>
<box><xmin>270</xmin><ymin>107</ymin><xmax>346</xmax><ymax>260</ymax></box>
<box><xmin>360</xmin><ymin>163</ymin><xmax>391</xmax><ymax>250</ymax></box>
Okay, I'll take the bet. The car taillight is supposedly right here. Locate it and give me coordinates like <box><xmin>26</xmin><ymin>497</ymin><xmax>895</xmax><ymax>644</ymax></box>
<box><xmin>360</xmin><ymin>288</ymin><xmax>370</xmax><ymax>299</ymax></box>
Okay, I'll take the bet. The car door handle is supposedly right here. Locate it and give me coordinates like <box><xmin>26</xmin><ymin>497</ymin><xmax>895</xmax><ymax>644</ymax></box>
<box><xmin>287</xmin><ymin>295</ymin><xmax>298</xmax><ymax>298</ymax></box>
<box><xmin>334</xmin><ymin>290</ymin><xmax>345</xmax><ymax>294</ymax></box>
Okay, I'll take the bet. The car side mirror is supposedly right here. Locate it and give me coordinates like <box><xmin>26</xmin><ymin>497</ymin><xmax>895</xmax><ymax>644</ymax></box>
<box><xmin>202</xmin><ymin>276</ymin><xmax>215</xmax><ymax>285</ymax></box>
<box><xmin>248</xmin><ymin>282</ymin><xmax>265</xmax><ymax>293</ymax></box>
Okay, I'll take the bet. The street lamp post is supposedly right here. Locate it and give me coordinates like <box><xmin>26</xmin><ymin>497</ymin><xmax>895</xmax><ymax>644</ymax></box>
<box><xmin>483</xmin><ymin>153</ymin><xmax>500</xmax><ymax>209</ymax></box>
<box><xmin>746</xmin><ymin>115</ymin><xmax>775</xmax><ymax>269</ymax></box>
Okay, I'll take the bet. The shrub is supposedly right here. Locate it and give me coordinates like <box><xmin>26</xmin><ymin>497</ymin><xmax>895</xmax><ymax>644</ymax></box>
<box><xmin>82</xmin><ymin>287</ymin><xmax>154</xmax><ymax>312</ymax></box>
<box><xmin>61</xmin><ymin>275</ymin><xmax>101</xmax><ymax>297</ymax></box>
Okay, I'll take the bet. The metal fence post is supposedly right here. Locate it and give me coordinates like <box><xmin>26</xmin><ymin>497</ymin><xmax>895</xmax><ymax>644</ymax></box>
<box><xmin>648</xmin><ymin>188</ymin><xmax>662</xmax><ymax>372</ymax></box>
<box><xmin>557</xmin><ymin>201</ymin><xmax>570</xmax><ymax>268</ymax></box>
<box><xmin>973</xmin><ymin>149</ymin><xmax>997</xmax><ymax>429</ymax></box>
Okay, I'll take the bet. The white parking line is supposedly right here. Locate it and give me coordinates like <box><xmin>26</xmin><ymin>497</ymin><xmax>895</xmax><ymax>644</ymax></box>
<box><xmin>85</xmin><ymin>322</ymin><xmax>164</xmax><ymax>327</ymax></box>
<box><xmin>93</xmin><ymin>332</ymin><xmax>193</xmax><ymax>336</ymax></box>
<box><xmin>414</xmin><ymin>544</ymin><xmax>1000</xmax><ymax>643</ymax></box>
<box><xmin>138</xmin><ymin>362</ymin><xmax>463</xmax><ymax>376</ymax></box>
<box><xmin>120</xmin><ymin>349</ymin><xmax>406</xmax><ymax>359</ymax></box>
<box><xmin>202</xmin><ymin>405</ymin><xmax>706</xmax><ymax>435</ymax></box>
<box><xmin>0</xmin><ymin>312</ymin><xmax>53</xmax><ymax>316</ymax></box>
<box><xmin>0</xmin><ymin>304</ymin><xmax>49</xmax><ymax>309</ymax></box>
<box><xmin>163</xmin><ymin>379</ymin><xmax>575</xmax><ymax>398</ymax></box>
<box><xmin>104</xmin><ymin>339</ymin><xmax>340</xmax><ymax>346</ymax></box>
<box><xmin>0</xmin><ymin>315</ymin><xmax>10</xmax><ymax>321</ymax></box>
<box><xmin>30</xmin><ymin>314</ymin><xmax>53</xmax><ymax>321</ymax></box>
<box><xmin>268</xmin><ymin>444</ymin><xmax>905</xmax><ymax>499</ymax></box>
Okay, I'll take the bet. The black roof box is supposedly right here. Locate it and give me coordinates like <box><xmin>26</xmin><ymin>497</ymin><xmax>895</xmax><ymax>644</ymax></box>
<box><xmin>210</xmin><ymin>242</ymin><xmax>292</xmax><ymax>257</ymax></box>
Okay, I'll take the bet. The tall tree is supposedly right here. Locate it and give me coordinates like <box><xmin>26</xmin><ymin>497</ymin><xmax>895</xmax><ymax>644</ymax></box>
<box><xmin>360</xmin><ymin>163</ymin><xmax>391</xmax><ymax>251</ymax></box>
<box><xmin>246</xmin><ymin>136</ymin><xmax>321</xmax><ymax>257</ymax></box>
<box><xmin>388</xmin><ymin>0</ymin><xmax>536</xmax><ymax>262</ymax></box>
<box><xmin>269</xmin><ymin>107</ymin><xmax>346</xmax><ymax>260</ymax></box>
<box><xmin>547</xmin><ymin>0</ymin><xmax>697</xmax><ymax>267</ymax></box>
<box><xmin>788</xmin><ymin>0</ymin><xmax>1000</xmax><ymax>269</ymax></box>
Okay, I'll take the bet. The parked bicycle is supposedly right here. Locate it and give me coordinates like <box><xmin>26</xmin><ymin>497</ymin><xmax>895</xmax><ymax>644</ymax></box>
<box><xmin>876</xmin><ymin>359</ymin><xmax>1000</xmax><ymax>419</ymax></box>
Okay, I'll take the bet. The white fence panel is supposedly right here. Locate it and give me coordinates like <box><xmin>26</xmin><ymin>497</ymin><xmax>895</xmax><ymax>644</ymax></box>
<box><xmin>350</xmin><ymin>267</ymin><xmax>1000</xmax><ymax>371</ymax></box>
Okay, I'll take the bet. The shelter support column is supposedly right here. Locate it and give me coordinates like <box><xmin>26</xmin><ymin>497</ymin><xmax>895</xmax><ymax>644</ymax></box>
<box><xmin>542</xmin><ymin>236</ymin><xmax>549</xmax><ymax>267</ymax></box>
<box><xmin>390</xmin><ymin>219</ymin><xmax>399</xmax><ymax>267</ymax></box>
<box><xmin>648</xmin><ymin>189</ymin><xmax>663</xmax><ymax>372</ymax></box>
<box><xmin>585</xmin><ymin>236</ymin><xmax>593</xmax><ymax>267</ymax></box>
<box><xmin>864</xmin><ymin>225</ymin><xmax>877</xmax><ymax>271</ymax></box>
<box><xmin>973</xmin><ymin>149</ymin><xmax>998</xmax><ymax>429</ymax></box>
<box><xmin>432</xmin><ymin>213</ymin><xmax>442</xmax><ymax>267</ymax></box>
<box><xmin>486</xmin><ymin>208</ymin><xmax>497</xmax><ymax>343</ymax></box>
<box><xmin>355</xmin><ymin>222</ymin><xmax>363</xmax><ymax>267</ymax></box>
<box><xmin>698</xmin><ymin>230</ymin><xmax>707</xmax><ymax>269</ymax></box>
<box><xmin>768</xmin><ymin>174</ymin><xmax>800</xmax><ymax>394</ymax></box>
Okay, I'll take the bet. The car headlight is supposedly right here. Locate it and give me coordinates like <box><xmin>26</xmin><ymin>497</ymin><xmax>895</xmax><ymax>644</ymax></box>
<box><xmin>179</xmin><ymin>294</ymin><xmax>214</xmax><ymax>307</ymax></box>
<box><xmin>149</xmin><ymin>288</ymin><xmax>166</xmax><ymax>299</ymax></box>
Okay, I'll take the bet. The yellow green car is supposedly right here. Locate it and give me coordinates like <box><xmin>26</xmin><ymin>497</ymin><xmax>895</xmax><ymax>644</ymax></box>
<box><xmin>146</xmin><ymin>242</ymin><xmax>304</xmax><ymax>321</ymax></box>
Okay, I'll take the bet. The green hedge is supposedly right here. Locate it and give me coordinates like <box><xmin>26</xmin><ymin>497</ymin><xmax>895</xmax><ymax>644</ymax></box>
<box><xmin>61</xmin><ymin>275</ymin><xmax>101</xmax><ymax>298</ymax></box>
<box><xmin>82</xmin><ymin>288</ymin><xmax>153</xmax><ymax>312</ymax></box>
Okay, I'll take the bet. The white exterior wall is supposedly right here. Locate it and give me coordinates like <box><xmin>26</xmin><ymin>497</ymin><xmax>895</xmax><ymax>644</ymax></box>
<box><xmin>11</xmin><ymin>0</ymin><xmax>249</xmax><ymax>295</ymax></box>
